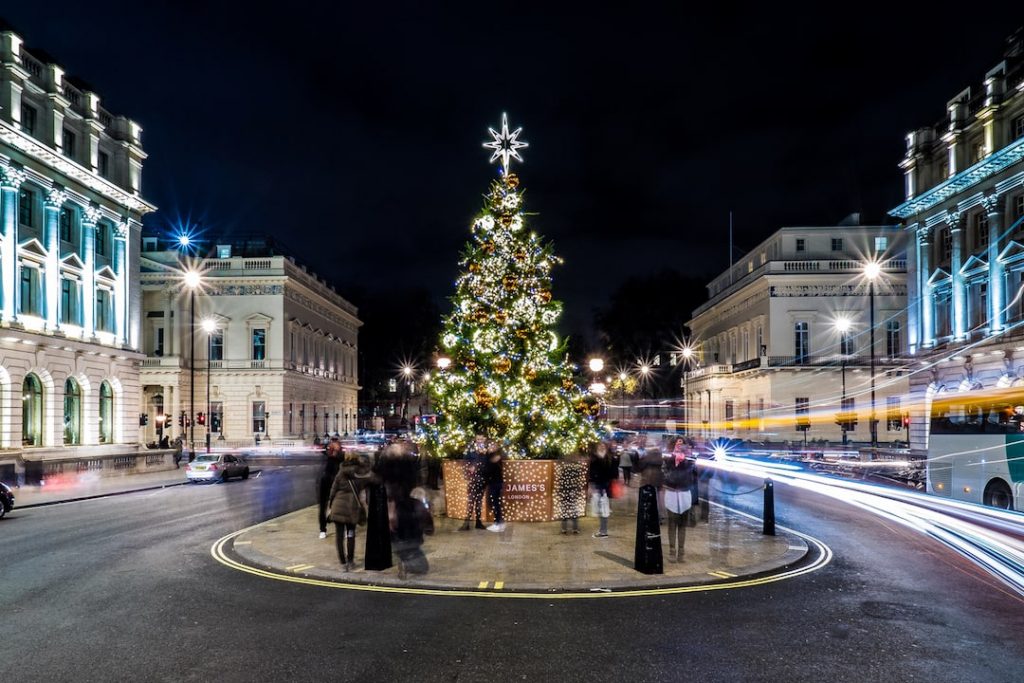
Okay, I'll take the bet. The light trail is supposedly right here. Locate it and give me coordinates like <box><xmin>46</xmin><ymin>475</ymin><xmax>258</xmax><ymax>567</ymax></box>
<box><xmin>703</xmin><ymin>452</ymin><xmax>1024</xmax><ymax>596</ymax></box>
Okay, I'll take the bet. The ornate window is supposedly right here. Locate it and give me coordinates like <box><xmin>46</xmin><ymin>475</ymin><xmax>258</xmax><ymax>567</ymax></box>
<box><xmin>794</xmin><ymin>322</ymin><xmax>809</xmax><ymax>362</ymax></box>
<box><xmin>974</xmin><ymin>212</ymin><xmax>989</xmax><ymax>249</ymax></box>
<box><xmin>251</xmin><ymin>328</ymin><xmax>266</xmax><ymax>361</ymax></box>
<box><xmin>252</xmin><ymin>401</ymin><xmax>266</xmax><ymax>433</ymax></box>
<box><xmin>18</xmin><ymin>186</ymin><xmax>37</xmax><ymax>228</ymax></box>
<box><xmin>20</xmin><ymin>266</ymin><xmax>40</xmax><ymax>316</ymax></box>
<box><xmin>99</xmin><ymin>381</ymin><xmax>113</xmax><ymax>444</ymax></box>
<box><xmin>886</xmin><ymin>321</ymin><xmax>901</xmax><ymax>358</ymax></box>
<box><xmin>210</xmin><ymin>331</ymin><xmax>224</xmax><ymax>361</ymax></box>
<box><xmin>831</xmin><ymin>238</ymin><xmax>843</xmax><ymax>251</ymax></box>
<box><xmin>22</xmin><ymin>374</ymin><xmax>43</xmax><ymax>446</ymax></box>
<box><xmin>59</xmin><ymin>206</ymin><xmax>75</xmax><ymax>242</ymax></box>
<box><xmin>64</xmin><ymin>377</ymin><xmax>82</xmax><ymax>445</ymax></box>
<box><xmin>96</xmin><ymin>289</ymin><xmax>112</xmax><ymax>332</ymax></box>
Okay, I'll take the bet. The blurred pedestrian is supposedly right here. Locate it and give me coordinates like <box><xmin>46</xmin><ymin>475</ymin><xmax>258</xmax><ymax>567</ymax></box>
<box><xmin>558</xmin><ymin>451</ymin><xmax>586</xmax><ymax>534</ymax></box>
<box><xmin>393</xmin><ymin>487</ymin><xmax>431</xmax><ymax>578</ymax></box>
<box><xmin>663</xmin><ymin>449</ymin><xmax>695</xmax><ymax>562</ymax></box>
<box><xmin>458</xmin><ymin>436</ymin><xmax>487</xmax><ymax>531</ymax></box>
<box><xmin>365</xmin><ymin>449</ymin><xmax>394</xmax><ymax>571</ymax></box>
<box><xmin>316</xmin><ymin>437</ymin><xmax>343</xmax><ymax>539</ymax></box>
<box><xmin>328</xmin><ymin>450</ymin><xmax>370</xmax><ymax>571</ymax></box>
<box><xmin>639</xmin><ymin>444</ymin><xmax>666</xmax><ymax>521</ymax></box>
<box><xmin>172</xmin><ymin>436</ymin><xmax>183</xmax><ymax>469</ymax></box>
<box><xmin>483</xmin><ymin>442</ymin><xmax>506</xmax><ymax>532</ymax></box>
<box><xmin>589</xmin><ymin>441</ymin><xmax>616</xmax><ymax>538</ymax></box>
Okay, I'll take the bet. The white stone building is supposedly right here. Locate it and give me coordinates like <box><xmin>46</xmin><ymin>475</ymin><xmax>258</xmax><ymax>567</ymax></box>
<box><xmin>892</xmin><ymin>31</ymin><xmax>1024</xmax><ymax>455</ymax></box>
<box><xmin>0</xmin><ymin>29</ymin><xmax>154</xmax><ymax>483</ymax></box>
<box><xmin>684</xmin><ymin>222</ymin><xmax>910</xmax><ymax>446</ymax></box>
<box><xmin>139</xmin><ymin>238</ymin><xmax>360</xmax><ymax>450</ymax></box>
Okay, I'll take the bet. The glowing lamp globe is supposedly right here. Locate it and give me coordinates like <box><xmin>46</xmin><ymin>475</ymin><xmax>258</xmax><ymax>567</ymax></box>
<box><xmin>863</xmin><ymin>261</ymin><xmax>881</xmax><ymax>281</ymax></box>
<box><xmin>588</xmin><ymin>358</ymin><xmax>604</xmax><ymax>373</ymax></box>
<box><xmin>183</xmin><ymin>270</ymin><xmax>202</xmax><ymax>289</ymax></box>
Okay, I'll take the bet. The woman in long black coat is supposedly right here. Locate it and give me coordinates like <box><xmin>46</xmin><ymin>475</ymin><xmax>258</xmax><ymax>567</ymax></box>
<box><xmin>364</xmin><ymin>449</ymin><xmax>393</xmax><ymax>571</ymax></box>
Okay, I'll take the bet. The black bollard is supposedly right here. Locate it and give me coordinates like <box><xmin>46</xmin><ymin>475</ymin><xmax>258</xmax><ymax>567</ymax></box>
<box><xmin>763</xmin><ymin>478</ymin><xmax>775</xmax><ymax>536</ymax></box>
<box><xmin>634</xmin><ymin>484</ymin><xmax>664</xmax><ymax>574</ymax></box>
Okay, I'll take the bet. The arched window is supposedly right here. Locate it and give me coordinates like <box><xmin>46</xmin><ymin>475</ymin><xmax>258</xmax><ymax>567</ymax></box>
<box><xmin>99</xmin><ymin>381</ymin><xmax>114</xmax><ymax>444</ymax></box>
<box><xmin>22</xmin><ymin>374</ymin><xmax>43</xmax><ymax>446</ymax></box>
<box><xmin>64</xmin><ymin>377</ymin><xmax>81</xmax><ymax>445</ymax></box>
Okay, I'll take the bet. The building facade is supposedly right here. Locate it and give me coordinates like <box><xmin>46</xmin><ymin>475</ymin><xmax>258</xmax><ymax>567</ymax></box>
<box><xmin>0</xmin><ymin>29</ymin><xmax>154</xmax><ymax>482</ymax></box>
<box><xmin>139</xmin><ymin>238</ymin><xmax>360</xmax><ymax>449</ymax></box>
<box><xmin>892</xmin><ymin>31</ymin><xmax>1024</xmax><ymax>455</ymax></box>
<box><xmin>685</xmin><ymin>223</ymin><xmax>910</xmax><ymax>446</ymax></box>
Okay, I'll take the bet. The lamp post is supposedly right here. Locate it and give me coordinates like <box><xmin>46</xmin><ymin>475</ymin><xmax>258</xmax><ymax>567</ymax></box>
<box><xmin>183</xmin><ymin>269</ymin><xmax>202</xmax><ymax>456</ymax></box>
<box><xmin>202</xmin><ymin>318</ymin><xmax>217</xmax><ymax>453</ymax></box>
<box><xmin>680</xmin><ymin>344</ymin><xmax>694</xmax><ymax>435</ymax></box>
<box><xmin>834</xmin><ymin>317</ymin><xmax>851</xmax><ymax>446</ymax></box>
<box><xmin>401</xmin><ymin>365</ymin><xmax>414</xmax><ymax>425</ymax></box>
<box><xmin>864</xmin><ymin>260</ymin><xmax>882</xmax><ymax>450</ymax></box>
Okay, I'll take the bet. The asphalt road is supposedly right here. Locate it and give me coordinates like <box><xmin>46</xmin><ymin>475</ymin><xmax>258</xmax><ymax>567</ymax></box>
<box><xmin>3</xmin><ymin>466</ymin><xmax>1023</xmax><ymax>682</ymax></box>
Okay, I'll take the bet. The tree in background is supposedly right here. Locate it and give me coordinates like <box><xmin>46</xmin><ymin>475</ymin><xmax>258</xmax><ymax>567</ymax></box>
<box><xmin>423</xmin><ymin>160</ymin><xmax>600</xmax><ymax>458</ymax></box>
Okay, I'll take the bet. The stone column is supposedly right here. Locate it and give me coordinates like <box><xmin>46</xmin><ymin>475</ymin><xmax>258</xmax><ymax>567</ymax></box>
<box><xmin>949</xmin><ymin>212</ymin><xmax>966</xmax><ymax>340</ymax></box>
<box><xmin>81</xmin><ymin>205</ymin><xmax>100</xmax><ymax>338</ymax></box>
<box><xmin>919</xmin><ymin>226</ymin><xmax>934</xmax><ymax>348</ymax></box>
<box><xmin>113</xmin><ymin>222</ymin><xmax>127</xmax><ymax>345</ymax></box>
<box><xmin>43</xmin><ymin>187</ymin><xmax>66</xmax><ymax>330</ymax></box>
<box><xmin>983</xmin><ymin>193</ymin><xmax>1005</xmax><ymax>333</ymax></box>
<box><xmin>0</xmin><ymin>166</ymin><xmax>26</xmax><ymax>322</ymax></box>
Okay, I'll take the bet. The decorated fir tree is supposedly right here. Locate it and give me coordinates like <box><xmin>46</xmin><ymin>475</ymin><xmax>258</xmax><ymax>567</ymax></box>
<box><xmin>422</xmin><ymin>114</ymin><xmax>600</xmax><ymax>459</ymax></box>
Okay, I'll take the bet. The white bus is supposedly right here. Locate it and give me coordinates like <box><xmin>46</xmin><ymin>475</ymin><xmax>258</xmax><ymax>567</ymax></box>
<box><xmin>927</xmin><ymin>386</ymin><xmax>1024</xmax><ymax>511</ymax></box>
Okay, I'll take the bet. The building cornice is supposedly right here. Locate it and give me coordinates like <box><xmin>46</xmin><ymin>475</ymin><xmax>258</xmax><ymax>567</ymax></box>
<box><xmin>0</xmin><ymin>120</ymin><xmax>156</xmax><ymax>215</ymax></box>
<box><xmin>890</xmin><ymin>135</ymin><xmax>1024</xmax><ymax>219</ymax></box>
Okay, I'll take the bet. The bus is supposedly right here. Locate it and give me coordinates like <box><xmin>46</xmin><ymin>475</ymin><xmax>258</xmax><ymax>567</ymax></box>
<box><xmin>927</xmin><ymin>386</ymin><xmax>1024</xmax><ymax>511</ymax></box>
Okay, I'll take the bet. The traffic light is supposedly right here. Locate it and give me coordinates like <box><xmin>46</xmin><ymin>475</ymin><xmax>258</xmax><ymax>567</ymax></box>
<box><xmin>211</xmin><ymin>414</ymin><xmax>221</xmax><ymax>432</ymax></box>
<box><xmin>902</xmin><ymin>413</ymin><xmax>910</xmax><ymax>431</ymax></box>
<box><xmin>196</xmin><ymin>412</ymin><xmax>206</xmax><ymax>426</ymax></box>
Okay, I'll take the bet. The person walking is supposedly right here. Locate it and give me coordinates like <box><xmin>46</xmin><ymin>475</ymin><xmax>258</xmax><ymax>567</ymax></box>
<box><xmin>483</xmin><ymin>443</ymin><xmax>506</xmax><ymax>532</ymax></box>
<box><xmin>316</xmin><ymin>437</ymin><xmax>343</xmax><ymax>539</ymax></box>
<box><xmin>172</xmin><ymin>436</ymin><xmax>183</xmax><ymax>469</ymax></box>
<box><xmin>619</xmin><ymin>440</ymin><xmax>634</xmax><ymax>486</ymax></box>
<box><xmin>327</xmin><ymin>451</ymin><xmax>371</xmax><ymax>571</ymax></box>
<box><xmin>589</xmin><ymin>441</ymin><xmax>616</xmax><ymax>538</ymax></box>
<box><xmin>639</xmin><ymin>443</ymin><xmax>666</xmax><ymax>521</ymax></box>
<box><xmin>459</xmin><ymin>436</ymin><xmax>487</xmax><ymax>531</ymax></box>
<box><xmin>663</xmin><ymin>449</ymin><xmax>696</xmax><ymax>562</ymax></box>
<box><xmin>365</xmin><ymin>447</ymin><xmax>394</xmax><ymax>571</ymax></box>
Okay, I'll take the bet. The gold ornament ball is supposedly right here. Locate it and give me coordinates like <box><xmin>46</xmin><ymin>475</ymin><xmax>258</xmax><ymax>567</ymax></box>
<box><xmin>524</xmin><ymin>367</ymin><xmax>537</xmax><ymax>381</ymax></box>
<box><xmin>493</xmin><ymin>310</ymin><xmax>508</xmax><ymax>325</ymax></box>
<box><xmin>538</xmin><ymin>290</ymin><xmax>552</xmax><ymax>303</ymax></box>
<box><xmin>474</xmin><ymin>385</ymin><xmax>494</xmax><ymax>408</ymax></box>
<box><xmin>515</xmin><ymin>328</ymin><xmax>529</xmax><ymax>339</ymax></box>
<box><xmin>473</xmin><ymin>309</ymin><xmax>489</xmax><ymax>324</ymax></box>
<box><xmin>562</xmin><ymin>378</ymin><xmax>574</xmax><ymax>390</ymax></box>
<box><xmin>493</xmin><ymin>357</ymin><xmax>512</xmax><ymax>374</ymax></box>
<box><xmin>499</xmin><ymin>215</ymin><xmax>513</xmax><ymax>229</ymax></box>
<box><xmin>465</xmin><ymin>359</ymin><xmax>477</xmax><ymax>371</ymax></box>
<box><xmin>482</xmin><ymin>241</ymin><xmax>496</xmax><ymax>254</ymax></box>
<box><xmin>505</xmin><ymin>173</ymin><xmax>520</xmax><ymax>189</ymax></box>
<box><xmin>513</xmin><ymin>248</ymin><xmax>527</xmax><ymax>261</ymax></box>
<box><xmin>468</xmin><ymin>262</ymin><xmax>481</xmax><ymax>274</ymax></box>
<box><xmin>502</xmin><ymin>275</ymin><xmax>517</xmax><ymax>290</ymax></box>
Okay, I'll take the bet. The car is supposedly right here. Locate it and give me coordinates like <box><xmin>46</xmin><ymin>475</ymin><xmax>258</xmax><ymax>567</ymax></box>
<box><xmin>0</xmin><ymin>481</ymin><xmax>13</xmax><ymax>519</ymax></box>
<box><xmin>185</xmin><ymin>453</ymin><xmax>250</xmax><ymax>483</ymax></box>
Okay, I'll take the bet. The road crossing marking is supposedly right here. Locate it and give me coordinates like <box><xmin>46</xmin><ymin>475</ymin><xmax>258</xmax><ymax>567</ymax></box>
<box><xmin>478</xmin><ymin>581</ymin><xmax>489</xmax><ymax>589</ymax></box>
<box><xmin>287</xmin><ymin>563</ymin><xmax>315</xmax><ymax>572</ymax></box>
<box><xmin>494</xmin><ymin>581</ymin><xmax>504</xmax><ymax>589</ymax></box>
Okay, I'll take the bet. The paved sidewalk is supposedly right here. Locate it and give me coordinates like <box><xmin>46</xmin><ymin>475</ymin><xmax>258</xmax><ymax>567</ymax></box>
<box><xmin>12</xmin><ymin>468</ymin><xmax>190</xmax><ymax>508</ymax></box>
<box><xmin>226</xmin><ymin>487</ymin><xmax>809</xmax><ymax>592</ymax></box>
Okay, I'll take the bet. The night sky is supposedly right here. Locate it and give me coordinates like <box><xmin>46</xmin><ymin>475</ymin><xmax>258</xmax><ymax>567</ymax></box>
<box><xmin>2</xmin><ymin>4</ymin><xmax>1017</xmax><ymax>336</ymax></box>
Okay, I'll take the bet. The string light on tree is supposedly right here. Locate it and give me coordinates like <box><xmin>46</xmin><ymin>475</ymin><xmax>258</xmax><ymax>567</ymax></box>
<box><xmin>421</xmin><ymin>115</ymin><xmax>600</xmax><ymax>459</ymax></box>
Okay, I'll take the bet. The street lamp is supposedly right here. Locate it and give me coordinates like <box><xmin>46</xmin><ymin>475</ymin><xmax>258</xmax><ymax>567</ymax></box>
<box><xmin>864</xmin><ymin>260</ymin><xmax>882</xmax><ymax>450</ymax></box>
<box><xmin>834</xmin><ymin>316</ymin><xmax>852</xmax><ymax>446</ymax></box>
<box><xmin>436</xmin><ymin>356</ymin><xmax>451</xmax><ymax>371</ymax></box>
<box><xmin>680</xmin><ymin>343</ymin><xmax>695</xmax><ymax>435</ymax></box>
<box><xmin>202</xmin><ymin>318</ymin><xmax>217</xmax><ymax>453</ymax></box>
<box><xmin>588</xmin><ymin>357</ymin><xmax>604</xmax><ymax>374</ymax></box>
<box><xmin>182</xmin><ymin>269</ymin><xmax>203</xmax><ymax>456</ymax></box>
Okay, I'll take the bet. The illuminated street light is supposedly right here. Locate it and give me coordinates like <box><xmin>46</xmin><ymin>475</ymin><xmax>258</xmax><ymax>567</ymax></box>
<box><xmin>588</xmin><ymin>357</ymin><xmax>604</xmax><ymax>373</ymax></box>
<box><xmin>437</xmin><ymin>356</ymin><xmax>452</xmax><ymax>370</ymax></box>
<box><xmin>182</xmin><ymin>269</ymin><xmax>203</xmax><ymax>457</ymax></box>
<box><xmin>863</xmin><ymin>260</ymin><xmax>882</xmax><ymax>281</ymax></box>
<box><xmin>201</xmin><ymin>318</ymin><xmax>218</xmax><ymax>452</ymax></box>
<box><xmin>589</xmin><ymin>382</ymin><xmax>607</xmax><ymax>395</ymax></box>
<box><xmin>863</xmin><ymin>259</ymin><xmax>881</xmax><ymax>449</ymax></box>
<box><xmin>183</xmin><ymin>270</ymin><xmax>202</xmax><ymax>290</ymax></box>
<box><xmin>834</xmin><ymin>317</ymin><xmax>852</xmax><ymax>446</ymax></box>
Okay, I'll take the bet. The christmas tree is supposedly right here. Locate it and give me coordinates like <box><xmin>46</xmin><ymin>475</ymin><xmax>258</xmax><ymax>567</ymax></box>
<box><xmin>422</xmin><ymin>114</ymin><xmax>600</xmax><ymax>459</ymax></box>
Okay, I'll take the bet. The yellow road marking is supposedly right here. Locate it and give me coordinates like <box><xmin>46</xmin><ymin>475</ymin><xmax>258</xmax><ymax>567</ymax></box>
<box><xmin>718</xmin><ymin>571</ymin><xmax>737</xmax><ymax>578</ymax></box>
<box><xmin>287</xmin><ymin>563</ymin><xmax>315</xmax><ymax>572</ymax></box>
<box><xmin>209</xmin><ymin>504</ymin><xmax>833</xmax><ymax>600</ymax></box>
<box><xmin>478</xmin><ymin>581</ymin><xmax>489</xmax><ymax>589</ymax></box>
<box><xmin>494</xmin><ymin>581</ymin><xmax>504</xmax><ymax>589</ymax></box>
<box><xmin>707</xmin><ymin>571</ymin><xmax>730</xmax><ymax>579</ymax></box>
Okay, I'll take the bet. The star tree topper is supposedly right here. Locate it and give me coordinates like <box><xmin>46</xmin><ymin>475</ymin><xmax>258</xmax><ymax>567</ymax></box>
<box><xmin>483</xmin><ymin>113</ymin><xmax>529</xmax><ymax>172</ymax></box>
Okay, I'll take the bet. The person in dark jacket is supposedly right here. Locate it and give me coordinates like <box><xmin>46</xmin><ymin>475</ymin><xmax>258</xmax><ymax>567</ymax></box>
<box><xmin>459</xmin><ymin>437</ymin><xmax>488</xmax><ymax>531</ymax></box>
<box><xmin>589</xmin><ymin>441</ymin><xmax>616</xmax><ymax>537</ymax></box>
<box><xmin>364</xmin><ymin>448</ymin><xmax>394</xmax><ymax>571</ymax></box>
<box><xmin>317</xmin><ymin>437</ymin><xmax>343</xmax><ymax>539</ymax></box>
<box><xmin>663</xmin><ymin>451</ymin><xmax>695</xmax><ymax>562</ymax></box>
<box><xmin>639</xmin><ymin>444</ymin><xmax>666</xmax><ymax>521</ymax></box>
<box><xmin>482</xmin><ymin>443</ymin><xmax>506</xmax><ymax>532</ymax></box>
<box><xmin>327</xmin><ymin>452</ymin><xmax>371</xmax><ymax>571</ymax></box>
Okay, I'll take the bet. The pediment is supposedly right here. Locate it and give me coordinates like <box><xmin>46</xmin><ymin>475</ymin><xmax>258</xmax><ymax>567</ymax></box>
<box><xmin>95</xmin><ymin>265</ymin><xmax>118</xmax><ymax>280</ymax></box>
<box><xmin>927</xmin><ymin>268</ymin><xmax>951</xmax><ymax>285</ymax></box>
<box><xmin>998</xmin><ymin>239</ymin><xmax>1024</xmax><ymax>263</ymax></box>
<box><xmin>61</xmin><ymin>253</ymin><xmax>85</xmax><ymax>269</ymax></box>
<box><xmin>960</xmin><ymin>254</ymin><xmax>987</xmax><ymax>274</ymax></box>
<box><xmin>17</xmin><ymin>237</ymin><xmax>47</xmax><ymax>257</ymax></box>
<box><xmin>246</xmin><ymin>313</ymin><xmax>273</xmax><ymax>325</ymax></box>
